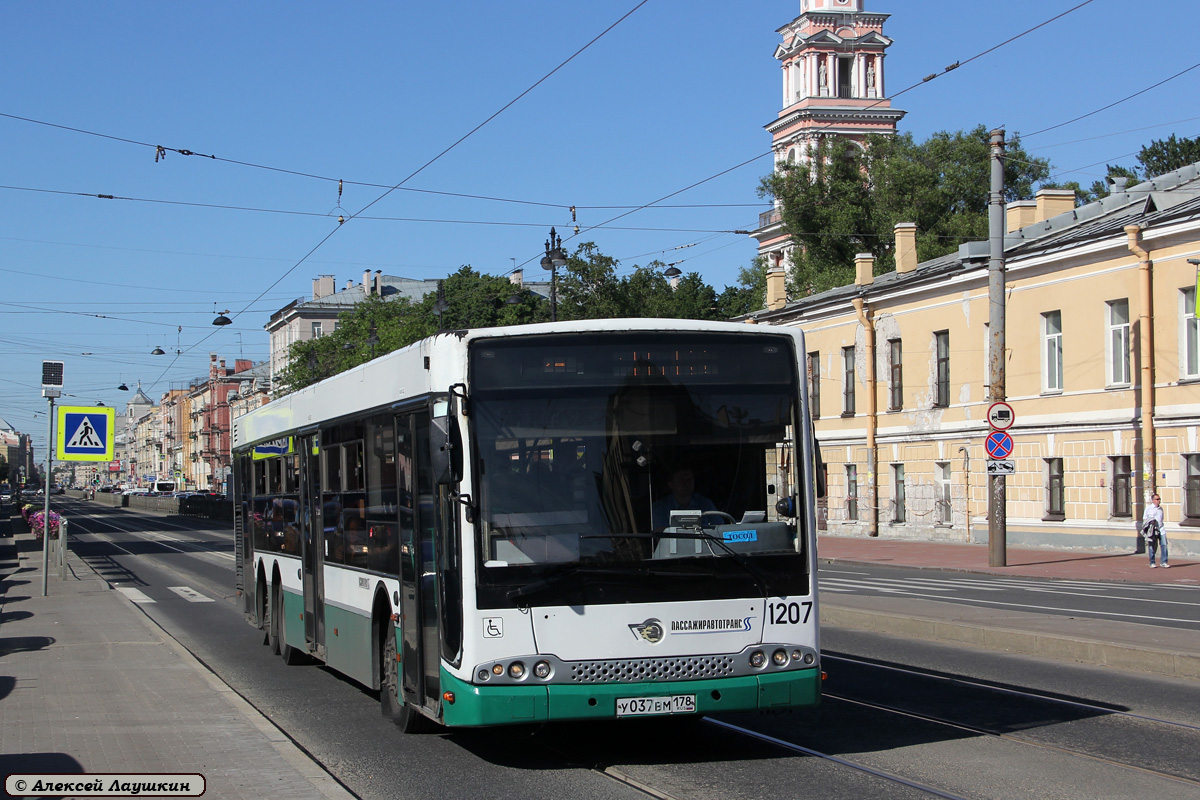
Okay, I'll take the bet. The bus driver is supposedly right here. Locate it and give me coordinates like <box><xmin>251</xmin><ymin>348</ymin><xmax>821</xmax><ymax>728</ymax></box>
<box><xmin>652</xmin><ymin>466</ymin><xmax>717</xmax><ymax>530</ymax></box>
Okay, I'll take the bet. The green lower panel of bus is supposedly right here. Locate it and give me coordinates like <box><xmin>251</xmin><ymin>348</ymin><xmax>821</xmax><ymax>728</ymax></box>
<box><xmin>439</xmin><ymin>667</ymin><xmax>821</xmax><ymax>728</ymax></box>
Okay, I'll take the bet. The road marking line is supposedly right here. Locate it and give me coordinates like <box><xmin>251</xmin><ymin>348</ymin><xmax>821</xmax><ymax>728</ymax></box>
<box><xmin>168</xmin><ymin>586</ymin><xmax>215</xmax><ymax>603</ymax></box>
<box><xmin>116</xmin><ymin>587</ymin><xmax>155</xmax><ymax>604</ymax></box>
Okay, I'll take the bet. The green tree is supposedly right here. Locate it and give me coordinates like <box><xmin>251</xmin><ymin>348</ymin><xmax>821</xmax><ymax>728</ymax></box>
<box><xmin>556</xmin><ymin>242</ymin><xmax>628</xmax><ymax>320</ymax></box>
<box><xmin>1051</xmin><ymin>135</ymin><xmax>1200</xmax><ymax>204</ymax></box>
<box><xmin>761</xmin><ymin>126</ymin><xmax>1051</xmax><ymax>294</ymax></box>
<box><xmin>714</xmin><ymin>260</ymin><xmax>768</xmax><ymax>318</ymax></box>
<box><xmin>1138</xmin><ymin>134</ymin><xmax>1200</xmax><ymax>178</ymax></box>
<box><xmin>278</xmin><ymin>248</ymin><xmax>769</xmax><ymax>393</ymax></box>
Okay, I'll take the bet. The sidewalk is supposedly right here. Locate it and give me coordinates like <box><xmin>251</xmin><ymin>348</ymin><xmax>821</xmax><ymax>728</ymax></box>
<box><xmin>0</xmin><ymin>515</ymin><xmax>353</xmax><ymax>800</ymax></box>
<box><xmin>817</xmin><ymin>534</ymin><xmax>1200</xmax><ymax>681</ymax></box>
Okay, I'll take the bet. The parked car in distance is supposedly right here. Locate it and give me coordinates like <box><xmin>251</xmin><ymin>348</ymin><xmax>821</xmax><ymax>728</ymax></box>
<box><xmin>0</xmin><ymin>491</ymin><xmax>10</xmax><ymax>503</ymax></box>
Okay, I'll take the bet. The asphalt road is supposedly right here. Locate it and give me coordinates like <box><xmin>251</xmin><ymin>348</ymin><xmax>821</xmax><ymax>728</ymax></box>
<box><xmin>49</xmin><ymin>499</ymin><xmax>1200</xmax><ymax>800</ymax></box>
<box><xmin>820</xmin><ymin>562</ymin><xmax>1200</xmax><ymax>631</ymax></box>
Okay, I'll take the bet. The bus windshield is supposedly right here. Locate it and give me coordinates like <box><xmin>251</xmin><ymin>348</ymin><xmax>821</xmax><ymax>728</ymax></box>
<box><xmin>471</xmin><ymin>332</ymin><xmax>809</xmax><ymax>607</ymax></box>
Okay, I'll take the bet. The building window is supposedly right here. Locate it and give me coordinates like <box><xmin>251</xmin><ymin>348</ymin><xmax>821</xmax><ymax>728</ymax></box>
<box><xmin>1183</xmin><ymin>287</ymin><xmax>1199</xmax><ymax>380</ymax></box>
<box><xmin>888</xmin><ymin>339</ymin><xmax>903</xmax><ymax>411</ymax></box>
<box><xmin>1042</xmin><ymin>311</ymin><xmax>1063</xmax><ymax>393</ymax></box>
<box><xmin>807</xmin><ymin>352</ymin><xmax>821</xmax><ymax>419</ymax></box>
<box><xmin>1046</xmin><ymin>458</ymin><xmax>1065</xmax><ymax>520</ymax></box>
<box><xmin>892</xmin><ymin>464</ymin><xmax>906</xmax><ymax>523</ymax></box>
<box><xmin>935</xmin><ymin>461</ymin><xmax>952</xmax><ymax>525</ymax></box>
<box><xmin>1111</xmin><ymin>456</ymin><xmax>1132</xmax><ymax>518</ymax></box>
<box><xmin>842</xmin><ymin>346</ymin><xmax>856</xmax><ymax>415</ymax></box>
<box><xmin>837</xmin><ymin>55</ymin><xmax>853</xmax><ymax>98</ymax></box>
<box><xmin>1107</xmin><ymin>299</ymin><xmax>1130</xmax><ymax>386</ymax></box>
<box><xmin>934</xmin><ymin>331</ymin><xmax>950</xmax><ymax>408</ymax></box>
<box><xmin>846</xmin><ymin>464</ymin><xmax>858</xmax><ymax>521</ymax></box>
<box><xmin>312</xmin><ymin>321</ymin><xmax>323</xmax><ymax>339</ymax></box>
<box><xmin>1186</xmin><ymin>454</ymin><xmax>1200</xmax><ymax>521</ymax></box>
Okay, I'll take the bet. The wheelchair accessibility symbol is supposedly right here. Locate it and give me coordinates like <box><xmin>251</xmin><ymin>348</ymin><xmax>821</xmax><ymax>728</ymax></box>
<box><xmin>483</xmin><ymin>618</ymin><xmax>504</xmax><ymax>638</ymax></box>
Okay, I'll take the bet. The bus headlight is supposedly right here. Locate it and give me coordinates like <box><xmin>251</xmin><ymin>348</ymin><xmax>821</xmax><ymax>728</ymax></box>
<box><xmin>533</xmin><ymin>660</ymin><xmax>552</xmax><ymax>679</ymax></box>
<box><xmin>477</xmin><ymin>669</ymin><xmax>491</xmax><ymax>682</ymax></box>
<box><xmin>749</xmin><ymin>650</ymin><xmax>766</xmax><ymax>668</ymax></box>
<box><xmin>491</xmin><ymin>664</ymin><xmax>504</xmax><ymax>676</ymax></box>
<box><xmin>803</xmin><ymin>653</ymin><xmax>815</xmax><ymax>665</ymax></box>
<box><xmin>508</xmin><ymin>661</ymin><xmax>526</xmax><ymax>680</ymax></box>
<box><xmin>772</xmin><ymin>649</ymin><xmax>788</xmax><ymax>666</ymax></box>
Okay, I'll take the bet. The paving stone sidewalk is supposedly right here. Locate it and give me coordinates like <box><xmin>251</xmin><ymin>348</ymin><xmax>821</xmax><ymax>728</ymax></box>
<box><xmin>0</xmin><ymin>515</ymin><xmax>353</xmax><ymax>800</ymax></box>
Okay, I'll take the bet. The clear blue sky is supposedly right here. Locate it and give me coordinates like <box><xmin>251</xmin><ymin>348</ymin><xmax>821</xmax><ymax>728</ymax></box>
<box><xmin>3</xmin><ymin>0</ymin><xmax>1197</xmax><ymax>458</ymax></box>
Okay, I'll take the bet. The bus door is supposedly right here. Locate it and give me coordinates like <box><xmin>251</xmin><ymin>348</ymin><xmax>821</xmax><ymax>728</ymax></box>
<box><xmin>397</xmin><ymin>411</ymin><xmax>441</xmax><ymax>718</ymax></box>
<box><xmin>300</xmin><ymin>434</ymin><xmax>325</xmax><ymax>657</ymax></box>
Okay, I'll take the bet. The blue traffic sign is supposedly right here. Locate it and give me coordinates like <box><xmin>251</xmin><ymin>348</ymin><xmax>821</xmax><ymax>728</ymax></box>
<box><xmin>56</xmin><ymin>405</ymin><xmax>116</xmax><ymax>462</ymax></box>
<box><xmin>985</xmin><ymin>430</ymin><xmax>1014</xmax><ymax>460</ymax></box>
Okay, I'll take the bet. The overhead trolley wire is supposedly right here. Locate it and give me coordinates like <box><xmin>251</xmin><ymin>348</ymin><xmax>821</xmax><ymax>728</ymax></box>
<box><xmin>142</xmin><ymin>0</ymin><xmax>650</xmax><ymax>391</ymax></box>
<box><xmin>541</xmin><ymin>0</ymin><xmax>1103</xmax><ymax>271</ymax></box>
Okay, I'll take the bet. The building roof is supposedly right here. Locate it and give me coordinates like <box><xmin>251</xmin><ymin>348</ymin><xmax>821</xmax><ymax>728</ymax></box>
<box><xmin>748</xmin><ymin>159</ymin><xmax>1200</xmax><ymax>322</ymax></box>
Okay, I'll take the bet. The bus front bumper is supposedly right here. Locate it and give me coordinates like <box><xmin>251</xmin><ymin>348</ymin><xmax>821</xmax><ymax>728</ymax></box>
<box><xmin>439</xmin><ymin>667</ymin><xmax>821</xmax><ymax>728</ymax></box>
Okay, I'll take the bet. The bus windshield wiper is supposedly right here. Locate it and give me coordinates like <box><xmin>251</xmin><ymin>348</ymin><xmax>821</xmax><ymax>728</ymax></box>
<box><xmin>582</xmin><ymin>532</ymin><xmax>771</xmax><ymax>599</ymax></box>
<box><xmin>507</xmin><ymin>562</ymin><xmax>712</xmax><ymax>605</ymax></box>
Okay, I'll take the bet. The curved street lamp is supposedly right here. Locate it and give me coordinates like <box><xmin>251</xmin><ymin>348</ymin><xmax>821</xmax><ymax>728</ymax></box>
<box><xmin>541</xmin><ymin>227</ymin><xmax>568</xmax><ymax>322</ymax></box>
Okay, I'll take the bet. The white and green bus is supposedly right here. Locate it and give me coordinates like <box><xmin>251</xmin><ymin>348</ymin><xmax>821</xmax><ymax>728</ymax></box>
<box><xmin>233</xmin><ymin>318</ymin><xmax>823</xmax><ymax>731</ymax></box>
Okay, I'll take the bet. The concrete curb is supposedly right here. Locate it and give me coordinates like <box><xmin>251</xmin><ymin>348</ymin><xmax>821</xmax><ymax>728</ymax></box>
<box><xmin>822</xmin><ymin>603</ymin><xmax>1200</xmax><ymax>681</ymax></box>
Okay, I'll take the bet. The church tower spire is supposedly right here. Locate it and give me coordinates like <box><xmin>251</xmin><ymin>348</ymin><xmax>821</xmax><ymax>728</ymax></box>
<box><xmin>753</xmin><ymin>1</ymin><xmax>905</xmax><ymax>276</ymax></box>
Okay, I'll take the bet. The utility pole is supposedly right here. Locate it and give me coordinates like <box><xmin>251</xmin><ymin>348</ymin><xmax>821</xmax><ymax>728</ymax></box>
<box><xmin>40</xmin><ymin>360</ymin><xmax>63</xmax><ymax>596</ymax></box>
<box><xmin>987</xmin><ymin>130</ymin><xmax>1008</xmax><ymax>567</ymax></box>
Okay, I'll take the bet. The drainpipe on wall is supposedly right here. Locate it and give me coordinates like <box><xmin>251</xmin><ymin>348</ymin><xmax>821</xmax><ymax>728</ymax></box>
<box><xmin>851</xmin><ymin>293</ymin><xmax>879</xmax><ymax>537</ymax></box>
<box><xmin>1125</xmin><ymin>225</ymin><xmax>1155</xmax><ymax>504</ymax></box>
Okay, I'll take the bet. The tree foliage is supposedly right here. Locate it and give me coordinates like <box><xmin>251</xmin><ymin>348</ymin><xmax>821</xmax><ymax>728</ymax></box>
<box><xmin>278</xmin><ymin>251</ymin><xmax>763</xmax><ymax>393</ymax></box>
<box><xmin>760</xmin><ymin>125</ymin><xmax>1051</xmax><ymax>294</ymax></box>
<box><xmin>1049</xmin><ymin>134</ymin><xmax>1200</xmax><ymax>204</ymax></box>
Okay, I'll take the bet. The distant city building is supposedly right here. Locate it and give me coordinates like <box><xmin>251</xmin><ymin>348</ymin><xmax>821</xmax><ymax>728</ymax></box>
<box><xmin>0</xmin><ymin>415</ymin><xmax>33</xmax><ymax>487</ymax></box>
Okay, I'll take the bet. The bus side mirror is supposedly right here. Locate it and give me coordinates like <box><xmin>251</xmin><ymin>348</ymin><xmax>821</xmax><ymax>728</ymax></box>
<box><xmin>430</xmin><ymin>398</ymin><xmax>462</xmax><ymax>485</ymax></box>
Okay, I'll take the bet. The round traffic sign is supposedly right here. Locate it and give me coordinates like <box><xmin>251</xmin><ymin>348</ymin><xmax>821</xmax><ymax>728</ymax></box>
<box><xmin>987</xmin><ymin>401</ymin><xmax>1015</xmax><ymax>430</ymax></box>
<box><xmin>986</xmin><ymin>430</ymin><xmax>1014</xmax><ymax>460</ymax></box>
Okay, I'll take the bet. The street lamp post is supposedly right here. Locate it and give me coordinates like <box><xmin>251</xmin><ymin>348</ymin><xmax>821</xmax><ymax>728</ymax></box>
<box><xmin>541</xmin><ymin>227</ymin><xmax>568</xmax><ymax>322</ymax></box>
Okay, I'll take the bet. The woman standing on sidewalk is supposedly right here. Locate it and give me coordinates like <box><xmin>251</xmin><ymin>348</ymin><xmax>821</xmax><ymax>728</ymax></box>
<box><xmin>1143</xmin><ymin>493</ymin><xmax>1170</xmax><ymax>568</ymax></box>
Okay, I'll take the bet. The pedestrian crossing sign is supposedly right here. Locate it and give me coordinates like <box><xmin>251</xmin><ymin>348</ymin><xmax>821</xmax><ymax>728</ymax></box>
<box><xmin>56</xmin><ymin>405</ymin><xmax>115</xmax><ymax>462</ymax></box>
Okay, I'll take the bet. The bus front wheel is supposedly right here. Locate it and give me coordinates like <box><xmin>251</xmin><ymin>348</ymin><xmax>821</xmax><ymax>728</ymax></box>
<box><xmin>381</xmin><ymin>627</ymin><xmax>436</xmax><ymax>733</ymax></box>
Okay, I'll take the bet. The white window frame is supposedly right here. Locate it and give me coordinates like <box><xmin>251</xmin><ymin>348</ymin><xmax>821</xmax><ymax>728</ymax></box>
<box><xmin>935</xmin><ymin>461</ymin><xmax>952</xmax><ymax>525</ymax></box>
<box><xmin>1042</xmin><ymin>310</ymin><xmax>1063</xmax><ymax>393</ymax></box>
<box><xmin>1106</xmin><ymin>299</ymin><xmax>1130</xmax><ymax>387</ymax></box>
<box><xmin>1182</xmin><ymin>286</ymin><xmax>1199</xmax><ymax>380</ymax></box>
<box><xmin>312</xmin><ymin>321</ymin><xmax>323</xmax><ymax>339</ymax></box>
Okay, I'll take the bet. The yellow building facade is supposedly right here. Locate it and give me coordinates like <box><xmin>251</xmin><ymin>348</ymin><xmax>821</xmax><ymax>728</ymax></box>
<box><xmin>750</xmin><ymin>166</ymin><xmax>1200</xmax><ymax>558</ymax></box>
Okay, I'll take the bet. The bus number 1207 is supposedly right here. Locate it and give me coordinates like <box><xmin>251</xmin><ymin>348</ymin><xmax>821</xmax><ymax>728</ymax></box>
<box><xmin>768</xmin><ymin>601</ymin><xmax>812</xmax><ymax>625</ymax></box>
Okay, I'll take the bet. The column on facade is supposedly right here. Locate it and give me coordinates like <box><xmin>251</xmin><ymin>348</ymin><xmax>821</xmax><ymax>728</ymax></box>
<box><xmin>876</xmin><ymin>54</ymin><xmax>884</xmax><ymax>98</ymax></box>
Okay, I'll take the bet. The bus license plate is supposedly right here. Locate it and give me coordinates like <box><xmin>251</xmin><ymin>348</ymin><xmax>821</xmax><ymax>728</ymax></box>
<box><xmin>615</xmin><ymin>694</ymin><xmax>696</xmax><ymax>717</ymax></box>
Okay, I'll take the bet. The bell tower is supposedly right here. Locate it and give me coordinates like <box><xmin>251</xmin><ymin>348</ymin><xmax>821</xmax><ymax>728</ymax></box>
<box><xmin>754</xmin><ymin>0</ymin><xmax>905</xmax><ymax>273</ymax></box>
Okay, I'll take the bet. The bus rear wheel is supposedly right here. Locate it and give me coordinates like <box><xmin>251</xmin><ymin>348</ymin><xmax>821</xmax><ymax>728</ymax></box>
<box><xmin>268</xmin><ymin>581</ymin><xmax>282</xmax><ymax>656</ymax></box>
<box><xmin>258</xmin><ymin>576</ymin><xmax>270</xmax><ymax>645</ymax></box>
<box><xmin>276</xmin><ymin>582</ymin><xmax>307</xmax><ymax>665</ymax></box>
<box><xmin>381</xmin><ymin>627</ymin><xmax>436</xmax><ymax>733</ymax></box>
